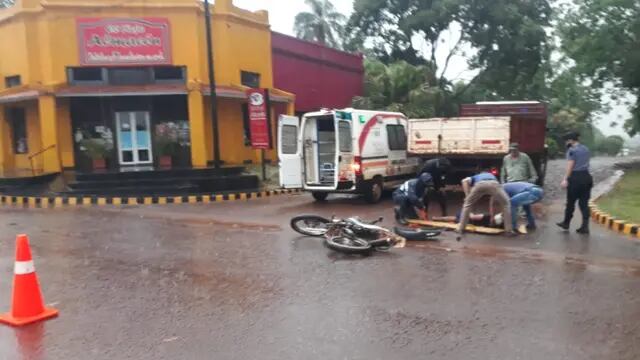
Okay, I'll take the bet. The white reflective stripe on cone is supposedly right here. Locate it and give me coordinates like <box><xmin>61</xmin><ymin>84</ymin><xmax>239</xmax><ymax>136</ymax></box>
<box><xmin>14</xmin><ymin>260</ymin><xmax>35</xmax><ymax>275</ymax></box>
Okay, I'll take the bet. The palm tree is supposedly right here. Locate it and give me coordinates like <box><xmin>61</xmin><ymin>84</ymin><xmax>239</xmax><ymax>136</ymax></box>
<box><xmin>294</xmin><ymin>0</ymin><xmax>346</xmax><ymax>49</ymax></box>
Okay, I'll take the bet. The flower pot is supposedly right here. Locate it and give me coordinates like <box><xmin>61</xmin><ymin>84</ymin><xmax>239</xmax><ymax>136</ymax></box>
<box><xmin>159</xmin><ymin>155</ymin><xmax>172</xmax><ymax>169</ymax></box>
<box><xmin>92</xmin><ymin>158</ymin><xmax>107</xmax><ymax>170</ymax></box>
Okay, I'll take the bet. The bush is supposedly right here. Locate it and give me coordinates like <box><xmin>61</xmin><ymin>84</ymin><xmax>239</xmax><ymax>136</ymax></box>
<box><xmin>80</xmin><ymin>138</ymin><xmax>112</xmax><ymax>160</ymax></box>
<box><xmin>545</xmin><ymin>137</ymin><xmax>561</xmax><ymax>158</ymax></box>
<box><xmin>597</xmin><ymin>135</ymin><xmax>625</xmax><ymax>156</ymax></box>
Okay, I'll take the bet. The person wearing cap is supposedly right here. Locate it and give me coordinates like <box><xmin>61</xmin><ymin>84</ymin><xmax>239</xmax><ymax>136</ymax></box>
<box><xmin>557</xmin><ymin>131</ymin><xmax>592</xmax><ymax>234</ymax></box>
<box><xmin>503</xmin><ymin>181</ymin><xmax>544</xmax><ymax>232</ymax></box>
<box><xmin>418</xmin><ymin>157</ymin><xmax>452</xmax><ymax>216</ymax></box>
<box><xmin>501</xmin><ymin>143</ymin><xmax>538</xmax><ymax>184</ymax></box>
<box><xmin>457</xmin><ymin>171</ymin><xmax>515</xmax><ymax>240</ymax></box>
<box><xmin>393</xmin><ymin>173</ymin><xmax>434</xmax><ymax>224</ymax></box>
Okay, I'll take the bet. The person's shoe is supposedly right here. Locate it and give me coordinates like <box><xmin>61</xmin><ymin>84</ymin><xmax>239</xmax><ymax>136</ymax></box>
<box><xmin>556</xmin><ymin>222</ymin><xmax>570</xmax><ymax>231</ymax></box>
<box><xmin>394</xmin><ymin>209</ymin><xmax>408</xmax><ymax>225</ymax></box>
<box><xmin>517</xmin><ymin>225</ymin><xmax>528</xmax><ymax>234</ymax></box>
<box><xmin>526</xmin><ymin>224</ymin><xmax>537</xmax><ymax>231</ymax></box>
<box><xmin>576</xmin><ymin>226</ymin><xmax>590</xmax><ymax>234</ymax></box>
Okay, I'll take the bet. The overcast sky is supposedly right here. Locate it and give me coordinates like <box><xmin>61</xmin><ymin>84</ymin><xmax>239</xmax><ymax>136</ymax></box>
<box><xmin>232</xmin><ymin>0</ymin><xmax>353</xmax><ymax>35</ymax></box>
<box><xmin>232</xmin><ymin>0</ymin><xmax>631</xmax><ymax>138</ymax></box>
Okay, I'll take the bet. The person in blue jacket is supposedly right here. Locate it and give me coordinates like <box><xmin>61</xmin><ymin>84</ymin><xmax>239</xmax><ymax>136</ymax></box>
<box><xmin>393</xmin><ymin>173</ymin><xmax>434</xmax><ymax>224</ymax></box>
<box><xmin>503</xmin><ymin>181</ymin><xmax>544</xmax><ymax>232</ymax></box>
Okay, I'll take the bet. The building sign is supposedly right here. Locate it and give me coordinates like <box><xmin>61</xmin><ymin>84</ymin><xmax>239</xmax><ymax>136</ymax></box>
<box><xmin>246</xmin><ymin>89</ymin><xmax>272</xmax><ymax>149</ymax></box>
<box><xmin>77</xmin><ymin>18</ymin><xmax>172</xmax><ymax>66</ymax></box>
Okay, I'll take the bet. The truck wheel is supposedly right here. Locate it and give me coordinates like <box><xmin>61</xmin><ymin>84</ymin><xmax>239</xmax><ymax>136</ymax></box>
<box><xmin>312</xmin><ymin>192</ymin><xmax>329</xmax><ymax>202</ymax></box>
<box><xmin>364</xmin><ymin>177</ymin><xmax>384</xmax><ymax>204</ymax></box>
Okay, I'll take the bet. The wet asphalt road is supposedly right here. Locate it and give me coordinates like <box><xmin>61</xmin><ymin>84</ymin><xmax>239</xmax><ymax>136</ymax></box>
<box><xmin>0</xmin><ymin>159</ymin><xmax>639</xmax><ymax>360</ymax></box>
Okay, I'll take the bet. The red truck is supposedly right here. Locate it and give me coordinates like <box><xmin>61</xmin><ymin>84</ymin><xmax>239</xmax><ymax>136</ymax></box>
<box><xmin>408</xmin><ymin>101</ymin><xmax>548</xmax><ymax>185</ymax></box>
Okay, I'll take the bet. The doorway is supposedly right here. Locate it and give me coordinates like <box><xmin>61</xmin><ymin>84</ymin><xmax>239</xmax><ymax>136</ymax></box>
<box><xmin>115</xmin><ymin>111</ymin><xmax>153</xmax><ymax>166</ymax></box>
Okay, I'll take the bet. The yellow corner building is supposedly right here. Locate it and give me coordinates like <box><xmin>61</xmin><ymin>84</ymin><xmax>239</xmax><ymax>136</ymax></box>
<box><xmin>0</xmin><ymin>0</ymin><xmax>294</xmax><ymax>178</ymax></box>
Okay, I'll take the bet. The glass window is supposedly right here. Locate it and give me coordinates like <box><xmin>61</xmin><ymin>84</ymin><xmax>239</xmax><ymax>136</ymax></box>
<box><xmin>68</xmin><ymin>68</ymin><xmax>104</xmax><ymax>83</ymax></box>
<box><xmin>138</xmin><ymin>149</ymin><xmax>150</xmax><ymax>162</ymax></box>
<box><xmin>338</xmin><ymin>121</ymin><xmax>352</xmax><ymax>152</ymax></box>
<box><xmin>281</xmin><ymin>125</ymin><xmax>298</xmax><ymax>154</ymax></box>
<box><xmin>154</xmin><ymin>66</ymin><xmax>185</xmax><ymax>82</ymax></box>
<box><xmin>108</xmin><ymin>67</ymin><xmax>153</xmax><ymax>85</ymax></box>
<box><xmin>387</xmin><ymin>124</ymin><xmax>407</xmax><ymax>151</ymax></box>
<box><xmin>7</xmin><ymin>108</ymin><xmax>28</xmax><ymax>154</ymax></box>
<box><xmin>5</xmin><ymin>75</ymin><xmax>21</xmax><ymax>88</ymax></box>
<box><xmin>241</xmin><ymin>71</ymin><xmax>260</xmax><ymax>88</ymax></box>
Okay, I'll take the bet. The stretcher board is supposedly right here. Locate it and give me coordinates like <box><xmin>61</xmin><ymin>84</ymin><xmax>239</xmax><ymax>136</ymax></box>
<box><xmin>407</xmin><ymin>220</ymin><xmax>505</xmax><ymax>235</ymax></box>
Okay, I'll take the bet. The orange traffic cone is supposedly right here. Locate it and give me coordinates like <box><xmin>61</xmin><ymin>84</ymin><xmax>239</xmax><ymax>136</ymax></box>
<box><xmin>0</xmin><ymin>234</ymin><xmax>58</xmax><ymax>327</ymax></box>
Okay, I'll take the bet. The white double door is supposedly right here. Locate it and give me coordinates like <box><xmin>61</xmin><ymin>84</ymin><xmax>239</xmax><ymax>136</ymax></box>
<box><xmin>115</xmin><ymin>111</ymin><xmax>153</xmax><ymax>166</ymax></box>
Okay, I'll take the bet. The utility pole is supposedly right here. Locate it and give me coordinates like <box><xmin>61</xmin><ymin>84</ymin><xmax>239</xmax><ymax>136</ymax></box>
<box><xmin>203</xmin><ymin>0</ymin><xmax>221</xmax><ymax>168</ymax></box>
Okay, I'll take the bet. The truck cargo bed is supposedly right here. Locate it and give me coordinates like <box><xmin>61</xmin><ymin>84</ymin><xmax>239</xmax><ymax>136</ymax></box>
<box><xmin>408</xmin><ymin>117</ymin><xmax>511</xmax><ymax>155</ymax></box>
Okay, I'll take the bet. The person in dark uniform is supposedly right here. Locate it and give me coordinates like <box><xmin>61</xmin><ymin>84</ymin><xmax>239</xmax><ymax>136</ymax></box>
<box><xmin>418</xmin><ymin>157</ymin><xmax>451</xmax><ymax>216</ymax></box>
<box><xmin>557</xmin><ymin>131</ymin><xmax>593</xmax><ymax>234</ymax></box>
<box><xmin>393</xmin><ymin>173</ymin><xmax>434</xmax><ymax>224</ymax></box>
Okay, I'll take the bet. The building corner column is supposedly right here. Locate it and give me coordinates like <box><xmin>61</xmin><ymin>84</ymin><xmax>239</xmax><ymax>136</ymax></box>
<box><xmin>286</xmin><ymin>101</ymin><xmax>295</xmax><ymax>116</ymax></box>
<box><xmin>188</xmin><ymin>90</ymin><xmax>208</xmax><ymax>168</ymax></box>
<box><xmin>38</xmin><ymin>95</ymin><xmax>62</xmax><ymax>173</ymax></box>
<box><xmin>0</xmin><ymin>105</ymin><xmax>6</xmax><ymax>174</ymax></box>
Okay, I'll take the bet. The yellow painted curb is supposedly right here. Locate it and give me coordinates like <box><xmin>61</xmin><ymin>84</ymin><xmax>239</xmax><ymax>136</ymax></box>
<box><xmin>0</xmin><ymin>189</ymin><xmax>302</xmax><ymax>209</ymax></box>
<box><xmin>591</xmin><ymin>203</ymin><xmax>638</xmax><ymax>240</ymax></box>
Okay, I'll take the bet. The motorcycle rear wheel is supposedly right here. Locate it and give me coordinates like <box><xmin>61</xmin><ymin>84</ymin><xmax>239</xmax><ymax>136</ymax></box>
<box><xmin>290</xmin><ymin>215</ymin><xmax>331</xmax><ymax>237</ymax></box>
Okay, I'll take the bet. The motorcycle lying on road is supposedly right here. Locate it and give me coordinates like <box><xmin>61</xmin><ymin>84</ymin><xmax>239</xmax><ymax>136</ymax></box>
<box><xmin>290</xmin><ymin>215</ymin><xmax>442</xmax><ymax>255</ymax></box>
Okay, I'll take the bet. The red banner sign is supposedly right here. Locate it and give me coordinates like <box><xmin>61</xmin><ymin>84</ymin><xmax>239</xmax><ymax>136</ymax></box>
<box><xmin>247</xmin><ymin>89</ymin><xmax>271</xmax><ymax>149</ymax></box>
<box><xmin>77</xmin><ymin>18</ymin><xmax>172</xmax><ymax>66</ymax></box>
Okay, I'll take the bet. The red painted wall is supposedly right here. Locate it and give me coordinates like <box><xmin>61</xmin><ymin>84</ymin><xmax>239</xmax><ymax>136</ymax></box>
<box><xmin>271</xmin><ymin>32</ymin><xmax>364</xmax><ymax>114</ymax></box>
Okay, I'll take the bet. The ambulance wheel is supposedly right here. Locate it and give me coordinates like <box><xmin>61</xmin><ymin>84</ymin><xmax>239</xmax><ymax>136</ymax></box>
<box><xmin>365</xmin><ymin>177</ymin><xmax>384</xmax><ymax>204</ymax></box>
<box><xmin>312</xmin><ymin>192</ymin><xmax>329</xmax><ymax>202</ymax></box>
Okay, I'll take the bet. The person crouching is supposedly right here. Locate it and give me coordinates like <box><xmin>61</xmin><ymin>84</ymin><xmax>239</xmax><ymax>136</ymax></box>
<box><xmin>393</xmin><ymin>173</ymin><xmax>434</xmax><ymax>224</ymax></box>
<box><xmin>457</xmin><ymin>171</ymin><xmax>515</xmax><ymax>240</ymax></box>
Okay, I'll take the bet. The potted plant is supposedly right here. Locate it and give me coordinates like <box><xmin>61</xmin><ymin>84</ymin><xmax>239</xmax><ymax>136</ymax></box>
<box><xmin>80</xmin><ymin>138</ymin><xmax>111</xmax><ymax>171</ymax></box>
<box><xmin>158</xmin><ymin>141</ymin><xmax>179</xmax><ymax>169</ymax></box>
<box><xmin>155</xmin><ymin>123</ymin><xmax>180</xmax><ymax>169</ymax></box>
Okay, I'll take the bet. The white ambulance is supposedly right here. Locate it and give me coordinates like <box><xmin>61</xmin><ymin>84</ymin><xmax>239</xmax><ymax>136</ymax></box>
<box><xmin>278</xmin><ymin>108</ymin><xmax>418</xmax><ymax>203</ymax></box>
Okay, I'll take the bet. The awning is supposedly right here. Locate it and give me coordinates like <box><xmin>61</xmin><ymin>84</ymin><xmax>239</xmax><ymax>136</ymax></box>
<box><xmin>201</xmin><ymin>84</ymin><xmax>246</xmax><ymax>99</ymax></box>
<box><xmin>0</xmin><ymin>84</ymin><xmax>295</xmax><ymax>103</ymax></box>
<box><xmin>55</xmin><ymin>84</ymin><xmax>188</xmax><ymax>97</ymax></box>
<box><xmin>0</xmin><ymin>90</ymin><xmax>40</xmax><ymax>104</ymax></box>
<box><xmin>201</xmin><ymin>84</ymin><xmax>295</xmax><ymax>103</ymax></box>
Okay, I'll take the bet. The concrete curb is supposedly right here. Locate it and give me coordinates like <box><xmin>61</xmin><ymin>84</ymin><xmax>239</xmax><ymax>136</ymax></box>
<box><xmin>0</xmin><ymin>189</ymin><xmax>302</xmax><ymax>209</ymax></box>
<box><xmin>588</xmin><ymin>168</ymin><xmax>639</xmax><ymax>240</ymax></box>
<box><xmin>589</xmin><ymin>201</ymin><xmax>640</xmax><ymax>240</ymax></box>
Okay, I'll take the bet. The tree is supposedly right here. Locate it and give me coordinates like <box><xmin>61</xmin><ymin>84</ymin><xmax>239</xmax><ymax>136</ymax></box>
<box><xmin>597</xmin><ymin>135</ymin><xmax>625</xmax><ymax>156</ymax></box>
<box><xmin>542</xmin><ymin>64</ymin><xmax>609</xmax><ymax>155</ymax></box>
<box><xmin>0</xmin><ymin>0</ymin><xmax>15</xmax><ymax>8</ymax></box>
<box><xmin>560</xmin><ymin>0</ymin><xmax>640</xmax><ymax>136</ymax></box>
<box><xmin>347</xmin><ymin>0</ymin><xmax>552</xmax><ymax>99</ymax></box>
<box><xmin>293</xmin><ymin>0</ymin><xmax>346</xmax><ymax>49</ymax></box>
<box><xmin>353</xmin><ymin>59</ymin><xmax>493</xmax><ymax>118</ymax></box>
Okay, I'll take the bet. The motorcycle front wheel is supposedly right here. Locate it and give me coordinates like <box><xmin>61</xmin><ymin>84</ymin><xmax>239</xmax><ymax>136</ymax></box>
<box><xmin>324</xmin><ymin>236</ymin><xmax>372</xmax><ymax>255</ymax></box>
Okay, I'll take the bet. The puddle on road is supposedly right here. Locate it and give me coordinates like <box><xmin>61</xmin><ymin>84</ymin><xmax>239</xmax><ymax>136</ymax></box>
<box><xmin>406</xmin><ymin>240</ymin><xmax>640</xmax><ymax>277</ymax></box>
<box><xmin>95</xmin><ymin>207</ymin><xmax>282</xmax><ymax>232</ymax></box>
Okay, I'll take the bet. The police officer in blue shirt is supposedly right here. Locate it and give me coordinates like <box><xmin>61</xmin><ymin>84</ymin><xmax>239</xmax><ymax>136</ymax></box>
<box><xmin>393</xmin><ymin>173</ymin><xmax>434</xmax><ymax>224</ymax></box>
<box><xmin>557</xmin><ymin>131</ymin><xmax>593</xmax><ymax>234</ymax></box>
